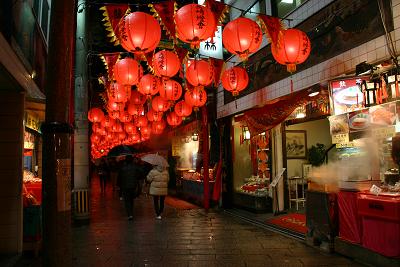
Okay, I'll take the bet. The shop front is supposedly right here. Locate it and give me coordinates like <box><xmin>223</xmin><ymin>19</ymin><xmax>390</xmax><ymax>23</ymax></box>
<box><xmin>171</xmin><ymin>120</ymin><xmax>217</xmax><ymax>206</ymax></box>
<box><xmin>305</xmin><ymin>75</ymin><xmax>400</xmax><ymax>265</ymax></box>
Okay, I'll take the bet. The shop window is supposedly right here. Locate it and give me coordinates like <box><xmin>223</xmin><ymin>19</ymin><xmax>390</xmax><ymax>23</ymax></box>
<box><xmin>272</xmin><ymin>0</ymin><xmax>307</xmax><ymax>18</ymax></box>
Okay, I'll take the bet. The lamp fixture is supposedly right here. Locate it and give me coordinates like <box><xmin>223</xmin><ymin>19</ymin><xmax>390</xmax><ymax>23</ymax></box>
<box><xmin>281</xmin><ymin>0</ymin><xmax>294</xmax><ymax>3</ymax></box>
<box><xmin>243</xmin><ymin>126</ymin><xmax>250</xmax><ymax>141</ymax></box>
<box><xmin>192</xmin><ymin>132</ymin><xmax>199</xmax><ymax>141</ymax></box>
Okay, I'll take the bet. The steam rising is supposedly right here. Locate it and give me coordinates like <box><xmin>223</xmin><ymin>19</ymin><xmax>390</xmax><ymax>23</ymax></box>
<box><xmin>177</xmin><ymin>140</ymin><xmax>199</xmax><ymax>169</ymax></box>
<box><xmin>308</xmin><ymin>138</ymin><xmax>380</xmax><ymax>189</ymax></box>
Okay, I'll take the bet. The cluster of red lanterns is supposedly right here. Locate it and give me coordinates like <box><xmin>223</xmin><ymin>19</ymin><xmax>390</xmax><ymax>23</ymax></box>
<box><xmin>89</xmin><ymin>3</ymin><xmax>312</xmax><ymax>159</ymax></box>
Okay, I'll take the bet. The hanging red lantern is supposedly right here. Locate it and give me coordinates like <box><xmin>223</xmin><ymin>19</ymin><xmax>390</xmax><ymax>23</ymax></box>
<box><xmin>124</xmin><ymin>122</ymin><xmax>137</xmax><ymax>134</ymax></box>
<box><xmin>147</xmin><ymin>109</ymin><xmax>163</xmax><ymax>122</ymax></box>
<box><xmin>119</xmin><ymin>12</ymin><xmax>161</xmax><ymax>54</ymax></box>
<box><xmin>160</xmin><ymin>79</ymin><xmax>182</xmax><ymax>101</ymax></box>
<box><xmin>271</xmin><ymin>28</ymin><xmax>311</xmax><ymax>73</ymax></box>
<box><xmin>111</xmin><ymin>121</ymin><xmax>123</xmax><ymax>133</ymax></box>
<box><xmin>127</xmin><ymin>103</ymin><xmax>144</xmax><ymax>116</ymax></box>
<box><xmin>174</xmin><ymin>100</ymin><xmax>192</xmax><ymax>117</ymax></box>
<box><xmin>186</xmin><ymin>59</ymin><xmax>214</xmax><ymax>87</ymax></box>
<box><xmin>92</xmin><ymin>123</ymin><xmax>102</xmax><ymax>133</ymax></box>
<box><xmin>118</xmin><ymin>132</ymin><xmax>126</xmax><ymax>141</ymax></box>
<box><xmin>153</xmin><ymin>50</ymin><xmax>180</xmax><ymax>78</ymax></box>
<box><xmin>129</xmin><ymin>90</ymin><xmax>147</xmax><ymax>105</ymax></box>
<box><xmin>151</xmin><ymin>120</ymin><xmax>166</xmax><ymax>135</ymax></box>
<box><xmin>126</xmin><ymin>132</ymin><xmax>141</xmax><ymax>144</ymax></box>
<box><xmin>107</xmin><ymin>101</ymin><xmax>125</xmax><ymax>112</ymax></box>
<box><xmin>138</xmin><ymin>74</ymin><xmax>161</xmax><ymax>97</ymax></box>
<box><xmin>113</xmin><ymin>58</ymin><xmax>143</xmax><ymax>86</ymax></box>
<box><xmin>167</xmin><ymin>112</ymin><xmax>182</xmax><ymax>126</ymax></box>
<box><xmin>175</xmin><ymin>4</ymin><xmax>216</xmax><ymax>48</ymax></box>
<box><xmin>101</xmin><ymin>115</ymin><xmax>115</xmax><ymax>128</ymax></box>
<box><xmin>221</xmin><ymin>66</ymin><xmax>249</xmax><ymax>96</ymax></box>
<box><xmin>88</xmin><ymin>108</ymin><xmax>105</xmax><ymax>123</ymax></box>
<box><xmin>105</xmin><ymin>132</ymin><xmax>114</xmax><ymax>142</ymax></box>
<box><xmin>108</xmin><ymin>82</ymin><xmax>131</xmax><ymax>103</ymax></box>
<box><xmin>119</xmin><ymin>111</ymin><xmax>132</xmax><ymax>123</ymax></box>
<box><xmin>140</xmin><ymin>125</ymin><xmax>151</xmax><ymax>136</ymax></box>
<box><xmin>90</xmin><ymin>134</ymin><xmax>101</xmax><ymax>143</ymax></box>
<box><xmin>222</xmin><ymin>17</ymin><xmax>263</xmax><ymax>60</ymax></box>
<box><xmin>109</xmin><ymin>110</ymin><xmax>120</xmax><ymax>120</ymax></box>
<box><xmin>185</xmin><ymin>87</ymin><xmax>207</xmax><ymax>111</ymax></box>
<box><xmin>152</xmin><ymin>96</ymin><xmax>170</xmax><ymax>112</ymax></box>
<box><xmin>134</xmin><ymin>115</ymin><xmax>148</xmax><ymax>128</ymax></box>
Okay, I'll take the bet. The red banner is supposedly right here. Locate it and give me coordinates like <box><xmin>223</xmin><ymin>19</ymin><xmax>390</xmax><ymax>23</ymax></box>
<box><xmin>240</xmin><ymin>89</ymin><xmax>324</xmax><ymax>137</ymax></box>
<box><xmin>149</xmin><ymin>1</ymin><xmax>176</xmax><ymax>40</ymax></box>
<box><xmin>174</xmin><ymin>45</ymin><xmax>188</xmax><ymax>78</ymax></box>
<box><xmin>206</xmin><ymin>0</ymin><xmax>229</xmax><ymax>25</ymax></box>
<box><xmin>257</xmin><ymin>14</ymin><xmax>284</xmax><ymax>46</ymax></box>
<box><xmin>209</xmin><ymin>58</ymin><xmax>225</xmax><ymax>86</ymax></box>
<box><xmin>100</xmin><ymin>53</ymin><xmax>120</xmax><ymax>81</ymax></box>
<box><xmin>100</xmin><ymin>5</ymin><xmax>130</xmax><ymax>46</ymax></box>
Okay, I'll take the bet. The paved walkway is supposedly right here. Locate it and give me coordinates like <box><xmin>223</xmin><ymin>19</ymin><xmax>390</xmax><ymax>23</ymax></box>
<box><xmin>70</xmin><ymin>178</ymin><xmax>365</xmax><ymax>267</ymax></box>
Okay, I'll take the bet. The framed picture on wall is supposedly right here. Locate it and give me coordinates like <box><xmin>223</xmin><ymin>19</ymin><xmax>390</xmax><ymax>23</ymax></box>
<box><xmin>286</xmin><ymin>130</ymin><xmax>307</xmax><ymax>159</ymax></box>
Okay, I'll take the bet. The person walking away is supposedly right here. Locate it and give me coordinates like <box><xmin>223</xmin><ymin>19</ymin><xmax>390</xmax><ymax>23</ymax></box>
<box><xmin>97</xmin><ymin>158</ymin><xmax>108</xmax><ymax>193</ymax></box>
<box><xmin>119</xmin><ymin>155</ymin><xmax>144</xmax><ymax>220</ymax></box>
<box><xmin>108</xmin><ymin>157</ymin><xmax>119</xmax><ymax>192</ymax></box>
<box><xmin>146</xmin><ymin>164</ymin><xmax>169</xmax><ymax>219</ymax></box>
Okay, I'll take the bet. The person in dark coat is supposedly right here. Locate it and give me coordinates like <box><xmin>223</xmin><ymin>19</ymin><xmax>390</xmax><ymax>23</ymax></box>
<box><xmin>119</xmin><ymin>155</ymin><xmax>144</xmax><ymax>220</ymax></box>
<box><xmin>97</xmin><ymin>158</ymin><xmax>109</xmax><ymax>193</ymax></box>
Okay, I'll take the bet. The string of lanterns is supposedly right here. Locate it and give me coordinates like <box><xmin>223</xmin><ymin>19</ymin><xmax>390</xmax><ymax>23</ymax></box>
<box><xmin>89</xmin><ymin>2</ymin><xmax>311</xmax><ymax>159</ymax></box>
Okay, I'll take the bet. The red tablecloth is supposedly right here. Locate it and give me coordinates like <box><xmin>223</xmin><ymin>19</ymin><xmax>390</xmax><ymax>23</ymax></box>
<box><xmin>338</xmin><ymin>191</ymin><xmax>361</xmax><ymax>244</ymax></box>
<box><xmin>25</xmin><ymin>182</ymin><xmax>42</xmax><ymax>204</ymax></box>
<box><xmin>358</xmin><ymin>192</ymin><xmax>400</xmax><ymax>258</ymax></box>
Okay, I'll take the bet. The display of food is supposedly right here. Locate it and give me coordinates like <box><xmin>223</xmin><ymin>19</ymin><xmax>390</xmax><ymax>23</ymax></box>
<box><xmin>370</xmin><ymin>104</ymin><xmax>396</xmax><ymax>126</ymax></box>
<box><xmin>23</xmin><ymin>170</ymin><xmax>41</xmax><ymax>183</ymax></box>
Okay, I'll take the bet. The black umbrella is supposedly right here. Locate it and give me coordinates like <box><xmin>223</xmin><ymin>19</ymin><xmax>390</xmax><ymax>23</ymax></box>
<box><xmin>107</xmin><ymin>145</ymin><xmax>136</xmax><ymax>158</ymax></box>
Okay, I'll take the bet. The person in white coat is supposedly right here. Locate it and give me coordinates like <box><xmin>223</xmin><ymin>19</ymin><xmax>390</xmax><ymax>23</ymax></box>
<box><xmin>146</xmin><ymin>165</ymin><xmax>169</xmax><ymax>219</ymax></box>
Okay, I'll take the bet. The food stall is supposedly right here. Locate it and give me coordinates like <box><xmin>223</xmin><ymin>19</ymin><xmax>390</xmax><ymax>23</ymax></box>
<box><xmin>307</xmin><ymin>76</ymin><xmax>400</xmax><ymax>263</ymax></box>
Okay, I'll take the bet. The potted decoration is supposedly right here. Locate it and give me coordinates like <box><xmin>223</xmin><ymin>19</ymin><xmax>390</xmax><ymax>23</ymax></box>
<box><xmin>307</xmin><ymin>143</ymin><xmax>326</xmax><ymax>167</ymax></box>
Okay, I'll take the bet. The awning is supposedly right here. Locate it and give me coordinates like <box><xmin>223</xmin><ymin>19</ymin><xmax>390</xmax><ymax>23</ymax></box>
<box><xmin>236</xmin><ymin>86</ymin><xmax>327</xmax><ymax>137</ymax></box>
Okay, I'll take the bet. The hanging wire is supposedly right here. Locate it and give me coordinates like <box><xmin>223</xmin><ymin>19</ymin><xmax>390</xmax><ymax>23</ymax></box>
<box><xmin>377</xmin><ymin>0</ymin><xmax>398</xmax><ymax>66</ymax></box>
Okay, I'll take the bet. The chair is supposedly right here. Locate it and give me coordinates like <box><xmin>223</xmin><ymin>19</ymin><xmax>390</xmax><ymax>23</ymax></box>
<box><xmin>288</xmin><ymin>176</ymin><xmax>306</xmax><ymax>210</ymax></box>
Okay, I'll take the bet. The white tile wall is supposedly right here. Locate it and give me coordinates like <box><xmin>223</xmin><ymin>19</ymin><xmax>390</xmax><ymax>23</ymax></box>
<box><xmin>217</xmin><ymin>0</ymin><xmax>400</xmax><ymax>119</ymax></box>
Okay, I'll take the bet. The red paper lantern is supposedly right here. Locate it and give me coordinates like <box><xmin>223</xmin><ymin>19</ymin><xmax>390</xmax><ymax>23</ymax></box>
<box><xmin>119</xmin><ymin>111</ymin><xmax>132</xmax><ymax>123</ymax></box>
<box><xmin>108</xmin><ymin>82</ymin><xmax>131</xmax><ymax>103</ymax></box>
<box><xmin>124</xmin><ymin>122</ymin><xmax>137</xmax><ymax>134</ymax></box>
<box><xmin>153</xmin><ymin>50</ymin><xmax>180</xmax><ymax>78</ymax></box>
<box><xmin>271</xmin><ymin>28</ymin><xmax>311</xmax><ymax>73</ymax></box>
<box><xmin>101</xmin><ymin>116</ymin><xmax>115</xmax><ymax>128</ymax></box>
<box><xmin>90</xmin><ymin>134</ymin><xmax>101</xmax><ymax>143</ymax></box>
<box><xmin>111</xmin><ymin>121</ymin><xmax>124</xmax><ymax>133</ymax></box>
<box><xmin>134</xmin><ymin>115</ymin><xmax>148</xmax><ymax>127</ymax></box>
<box><xmin>152</xmin><ymin>96</ymin><xmax>170</xmax><ymax>112</ymax></box>
<box><xmin>119</xmin><ymin>12</ymin><xmax>161</xmax><ymax>54</ymax></box>
<box><xmin>127</xmin><ymin>103</ymin><xmax>144</xmax><ymax>116</ymax></box>
<box><xmin>175</xmin><ymin>4</ymin><xmax>216</xmax><ymax>48</ymax></box>
<box><xmin>107</xmin><ymin>101</ymin><xmax>125</xmax><ymax>112</ymax></box>
<box><xmin>92</xmin><ymin>122</ymin><xmax>102</xmax><ymax>133</ymax></box>
<box><xmin>151</xmin><ymin>120</ymin><xmax>166</xmax><ymax>134</ymax></box>
<box><xmin>174</xmin><ymin>100</ymin><xmax>192</xmax><ymax>117</ymax></box>
<box><xmin>118</xmin><ymin>132</ymin><xmax>126</xmax><ymax>141</ymax></box>
<box><xmin>147</xmin><ymin>109</ymin><xmax>163</xmax><ymax>122</ymax></box>
<box><xmin>88</xmin><ymin>108</ymin><xmax>105</xmax><ymax>123</ymax></box>
<box><xmin>140</xmin><ymin>125</ymin><xmax>151</xmax><ymax>136</ymax></box>
<box><xmin>113</xmin><ymin>58</ymin><xmax>143</xmax><ymax>86</ymax></box>
<box><xmin>109</xmin><ymin>110</ymin><xmax>120</xmax><ymax>120</ymax></box>
<box><xmin>138</xmin><ymin>74</ymin><xmax>161</xmax><ymax>97</ymax></box>
<box><xmin>221</xmin><ymin>66</ymin><xmax>249</xmax><ymax>96</ymax></box>
<box><xmin>105</xmin><ymin>132</ymin><xmax>115</xmax><ymax>141</ymax></box>
<box><xmin>98</xmin><ymin>128</ymin><xmax>107</xmax><ymax>136</ymax></box>
<box><xmin>186</xmin><ymin>60</ymin><xmax>214</xmax><ymax>87</ymax></box>
<box><xmin>160</xmin><ymin>79</ymin><xmax>182</xmax><ymax>101</ymax></box>
<box><xmin>184</xmin><ymin>87</ymin><xmax>207</xmax><ymax>110</ymax></box>
<box><xmin>129</xmin><ymin>90</ymin><xmax>147</xmax><ymax>105</ymax></box>
<box><xmin>222</xmin><ymin>17</ymin><xmax>263</xmax><ymax>60</ymax></box>
<box><xmin>167</xmin><ymin>112</ymin><xmax>182</xmax><ymax>126</ymax></box>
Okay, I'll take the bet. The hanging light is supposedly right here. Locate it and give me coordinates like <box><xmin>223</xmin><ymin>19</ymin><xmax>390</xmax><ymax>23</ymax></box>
<box><xmin>192</xmin><ymin>132</ymin><xmax>199</xmax><ymax>141</ymax></box>
<box><xmin>159</xmin><ymin>79</ymin><xmax>182</xmax><ymax>101</ymax></box>
<box><xmin>221</xmin><ymin>66</ymin><xmax>249</xmax><ymax>96</ymax></box>
<box><xmin>88</xmin><ymin>108</ymin><xmax>105</xmax><ymax>123</ymax></box>
<box><xmin>174</xmin><ymin>4</ymin><xmax>216</xmax><ymax>48</ymax></box>
<box><xmin>113</xmin><ymin>58</ymin><xmax>143</xmax><ymax>86</ymax></box>
<box><xmin>138</xmin><ymin>74</ymin><xmax>161</xmax><ymax>98</ymax></box>
<box><xmin>119</xmin><ymin>12</ymin><xmax>161</xmax><ymax>54</ymax></box>
<box><xmin>222</xmin><ymin>17</ymin><xmax>263</xmax><ymax>60</ymax></box>
<box><xmin>242</xmin><ymin>126</ymin><xmax>251</xmax><ymax>141</ymax></box>
<box><xmin>185</xmin><ymin>59</ymin><xmax>214</xmax><ymax>88</ymax></box>
<box><xmin>174</xmin><ymin>100</ymin><xmax>192</xmax><ymax>117</ymax></box>
<box><xmin>184</xmin><ymin>87</ymin><xmax>207</xmax><ymax>111</ymax></box>
<box><xmin>153</xmin><ymin>50</ymin><xmax>180</xmax><ymax>78</ymax></box>
<box><xmin>271</xmin><ymin>28</ymin><xmax>311</xmax><ymax>73</ymax></box>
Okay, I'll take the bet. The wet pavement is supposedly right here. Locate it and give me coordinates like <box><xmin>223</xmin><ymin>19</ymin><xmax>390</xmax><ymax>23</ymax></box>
<box><xmin>70</xmin><ymin>178</ymin><xmax>365</xmax><ymax>267</ymax></box>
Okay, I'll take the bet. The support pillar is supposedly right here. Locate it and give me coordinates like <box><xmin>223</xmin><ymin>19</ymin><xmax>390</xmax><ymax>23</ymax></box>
<box><xmin>201</xmin><ymin>106</ymin><xmax>210</xmax><ymax>210</ymax></box>
<box><xmin>41</xmin><ymin>1</ymin><xmax>76</xmax><ymax>266</ymax></box>
<box><xmin>73</xmin><ymin>0</ymin><xmax>90</xmax><ymax>221</ymax></box>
